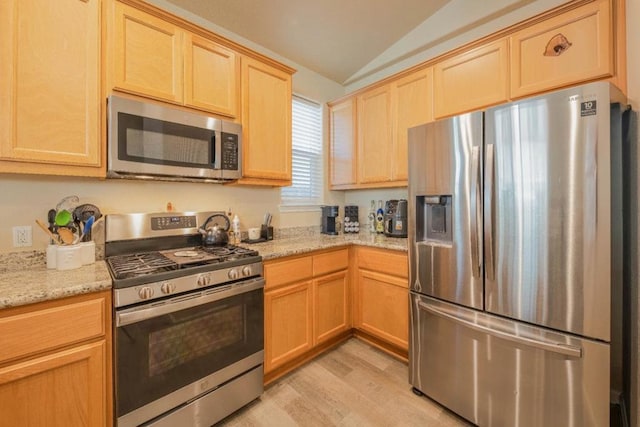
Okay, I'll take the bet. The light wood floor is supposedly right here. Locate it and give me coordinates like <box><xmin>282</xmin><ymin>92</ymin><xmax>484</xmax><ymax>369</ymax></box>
<box><xmin>217</xmin><ymin>339</ymin><xmax>472</xmax><ymax>426</ymax></box>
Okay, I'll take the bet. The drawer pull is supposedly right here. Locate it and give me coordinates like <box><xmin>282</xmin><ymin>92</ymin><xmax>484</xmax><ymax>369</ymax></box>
<box><xmin>543</xmin><ymin>33</ymin><xmax>572</xmax><ymax>56</ymax></box>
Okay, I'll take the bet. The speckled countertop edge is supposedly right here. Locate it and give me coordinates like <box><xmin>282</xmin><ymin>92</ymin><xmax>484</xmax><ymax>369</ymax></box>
<box><xmin>240</xmin><ymin>233</ymin><xmax>407</xmax><ymax>260</ymax></box>
<box><xmin>0</xmin><ymin>262</ymin><xmax>112</xmax><ymax>309</ymax></box>
<box><xmin>0</xmin><ymin>232</ymin><xmax>405</xmax><ymax>309</ymax></box>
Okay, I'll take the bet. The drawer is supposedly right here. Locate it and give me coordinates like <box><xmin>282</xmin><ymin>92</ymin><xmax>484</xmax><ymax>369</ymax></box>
<box><xmin>265</xmin><ymin>255</ymin><xmax>313</xmax><ymax>289</ymax></box>
<box><xmin>313</xmin><ymin>249</ymin><xmax>349</xmax><ymax>276</ymax></box>
<box><xmin>0</xmin><ymin>295</ymin><xmax>107</xmax><ymax>364</ymax></box>
<box><xmin>510</xmin><ymin>0</ymin><xmax>612</xmax><ymax>98</ymax></box>
<box><xmin>357</xmin><ymin>247</ymin><xmax>408</xmax><ymax>280</ymax></box>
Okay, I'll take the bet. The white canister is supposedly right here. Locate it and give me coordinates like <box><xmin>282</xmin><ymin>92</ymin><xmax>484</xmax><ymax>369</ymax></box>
<box><xmin>46</xmin><ymin>244</ymin><xmax>57</xmax><ymax>269</ymax></box>
<box><xmin>56</xmin><ymin>245</ymin><xmax>82</xmax><ymax>271</ymax></box>
<box><xmin>248</xmin><ymin>227</ymin><xmax>261</xmax><ymax>240</ymax></box>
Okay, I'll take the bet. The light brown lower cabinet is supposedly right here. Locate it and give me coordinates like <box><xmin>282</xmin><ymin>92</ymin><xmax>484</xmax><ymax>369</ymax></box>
<box><xmin>0</xmin><ymin>291</ymin><xmax>112</xmax><ymax>427</ymax></box>
<box><xmin>264</xmin><ymin>249</ymin><xmax>350</xmax><ymax>380</ymax></box>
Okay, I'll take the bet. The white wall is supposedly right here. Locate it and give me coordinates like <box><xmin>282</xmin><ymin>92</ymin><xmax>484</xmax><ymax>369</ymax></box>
<box><xmin>0</xmin><ymin>0</ymin><xmax>345</xmax><ymax>254</ymax></box>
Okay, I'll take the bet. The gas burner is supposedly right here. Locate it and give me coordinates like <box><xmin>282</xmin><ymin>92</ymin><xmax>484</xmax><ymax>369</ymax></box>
<box><xmin>107</xmin><ymin>252</ymin><xmax>177</xmax><ymax>280</ymax></box>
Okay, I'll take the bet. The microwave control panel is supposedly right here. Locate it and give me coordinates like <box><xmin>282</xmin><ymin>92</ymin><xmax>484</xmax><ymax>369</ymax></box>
<box><xmin>221</xmin><ymin>133</ymin><xmax>239</xmax><ymax>170</ymax></box>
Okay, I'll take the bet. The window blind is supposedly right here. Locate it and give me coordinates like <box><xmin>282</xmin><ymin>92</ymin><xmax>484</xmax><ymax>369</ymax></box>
<box><xmin>281</xmin><ymin>95</ymin><xmax>323</xmax><ymax>207</ymax></box>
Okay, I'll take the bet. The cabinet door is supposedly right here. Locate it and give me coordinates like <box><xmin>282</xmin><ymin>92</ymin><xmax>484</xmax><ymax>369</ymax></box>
<box><xmin>184</xmin><ymin>33</ymin><xmax>239</xmax><ymax>117</ymax></box>
<box><xmin>0</xmin><ymin>341</ymin><xmax>106</xmax><ymax>427</ymax></box>
<box><xmin>357</xmin><ymin>85</ymin><xmax>392</xmax><ymax>184</ymax></box>
<box><xmin>264</xmin><ymin>281</ymin><xmax>313</xmax><ymax>373</ymax></box>
<box><xmin>0</xmin><ymin>0</ymin><xmax>101</xmax><ymax>173</ymax></box>
<box><xmin>240</xmin><ymin>57</ymin><xmax>292</xmax><ymax>184</ymax></box>
<box><xmin>113</xmin><ymin>2</ymin><xmax>183</xmax><ymax>103</ymax></box>
<box><xmin>356</xmin><ymin>270</ymin><xmax>408</xmax><ymax>350</ymax></box>
<box><xmin>329</xmin><ymin>98</ymin><xmax>357</xmax><ymax>188</ymax></box>
<box><xmin>510</xmin><ymin>0</ymin><xmax>612</xmax><ymax>98</ymax></box>
<box><xmin>434</xmin><ymin>39</ymin><xmax>509</xmax><ymax>118</ymax></box>
<box><xmin>391</xmin><ymin>68</ymin><xmax>433</xmax><ymax>182</ymax></box>
<box><xmin>313</xmin><ymin>270</ymin><xmax>349</xmax><ymax>345</ymax></box>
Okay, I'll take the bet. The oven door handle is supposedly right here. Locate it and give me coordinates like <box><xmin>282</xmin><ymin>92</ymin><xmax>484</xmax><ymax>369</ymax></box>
<box><xmin>116</xmin><ymin>278</ymin><xmax>265</xmax><ymax>327</ymax></box>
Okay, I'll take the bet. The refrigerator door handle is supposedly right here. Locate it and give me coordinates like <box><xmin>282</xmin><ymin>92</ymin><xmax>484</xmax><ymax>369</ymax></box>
<box><xmin>417</xmin><ymin>300</ymin><xmax>583</xmax><ymax>358</ymax></box>
<box><xmin>470</xmin><ymin>146</ymin><xmax>481</xmax><ymax>278</ymax></box>
<box><xmin>484</xmin><ymin>143</ymin><xmax>495</xmax><ymax>280</ymax></box>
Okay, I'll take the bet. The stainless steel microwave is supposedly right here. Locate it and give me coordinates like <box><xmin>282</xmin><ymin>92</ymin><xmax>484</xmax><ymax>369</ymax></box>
<box><xmin>107</xmin><ymin>95</ymin><xmax>242</xmax><ymax>182</ymax></box>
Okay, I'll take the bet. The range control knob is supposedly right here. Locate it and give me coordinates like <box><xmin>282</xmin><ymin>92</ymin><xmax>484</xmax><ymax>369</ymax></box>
<box><xmin>228</xmin><ymin>269</ymin><xmax>239</xmax><ymax>280</ymax></box>
<box><xmin>138</xmin><ymin>287</ymin><xmax>154</xmax><ymax>300</ymax></box>
<box><xmin>242</xmin><ymin>266</ymin><xmax>252</xmax><ymax>277</ymax></box>
<box><xmin>196</xmin><ymin>274</ymin><xmax>210</xmax><ymax>287</ymax></box>
<box><xmin>160</xmin><ymin>282</ymin><xmax>175</xmax><ymax>294</ymax></box>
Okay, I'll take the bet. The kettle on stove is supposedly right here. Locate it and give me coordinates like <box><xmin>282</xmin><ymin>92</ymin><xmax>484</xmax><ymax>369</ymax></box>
<box><xmin>199</xmin><ymin>214</ymin><xmax>230</xmax><ymax>246</ymax></box>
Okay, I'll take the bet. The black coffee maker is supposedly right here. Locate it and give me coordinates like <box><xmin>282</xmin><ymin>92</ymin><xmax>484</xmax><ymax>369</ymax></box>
<box><xmin>384</xmin><ymin>199</ymin><xmax>408</xmax><ymax>237</ymax></box>
<box><xmin>321</xmin><ymin>205</ymin><xmax>339</xmax><ymax>235</ymax></box>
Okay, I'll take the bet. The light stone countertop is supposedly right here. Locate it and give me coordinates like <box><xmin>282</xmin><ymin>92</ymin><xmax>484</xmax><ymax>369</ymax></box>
<box><xmin>0</xmin><ymin>261</ymin><xmax>112</xmax><ymax>309</ymax></box>
<box><xmin>240</xmin><ymin>232</ymin><xmax>407</xmax><ymax>260</ymax></box>
<box><xmin>0</xmin><ymin>232</ymin><xmax>405</xmax><ymax>309</ymax></box>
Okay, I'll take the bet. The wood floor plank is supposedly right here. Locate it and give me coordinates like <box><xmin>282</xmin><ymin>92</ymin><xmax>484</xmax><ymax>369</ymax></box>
<box><xmin>217</xmin><ymin>338</ymin><xmax>471</xmax><ymax>427</ymax></box>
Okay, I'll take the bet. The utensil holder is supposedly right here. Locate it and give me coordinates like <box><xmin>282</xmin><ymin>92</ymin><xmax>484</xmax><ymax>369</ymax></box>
<box><xmin>261</xmin><ymin>225</ymin><xmax>273</xmax><ymax>240</ymax></box>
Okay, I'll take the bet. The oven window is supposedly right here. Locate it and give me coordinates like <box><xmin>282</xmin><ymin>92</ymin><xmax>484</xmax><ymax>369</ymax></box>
<box><xmin>116</xmin><ymin>288</ymin><xmax>263</xmax><ymax>417</ymax></box>
<box><xmin>148</xmin><ymin>304</ymin><xmax>243</xmax><ymax>376</ymax></box>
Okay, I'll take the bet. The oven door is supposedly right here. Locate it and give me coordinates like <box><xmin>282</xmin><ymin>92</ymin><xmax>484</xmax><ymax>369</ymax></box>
<box><xmin>114</xmin><ymin>278</ymin><xmax>264</xmax><ymax>427</ymax></box>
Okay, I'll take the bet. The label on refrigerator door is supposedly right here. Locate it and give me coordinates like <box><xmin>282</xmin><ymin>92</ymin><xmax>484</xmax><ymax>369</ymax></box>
<box><xmin>580</xmin><ymin>101</ymin><xmax>597</xmax><ymax>116</ymax></box>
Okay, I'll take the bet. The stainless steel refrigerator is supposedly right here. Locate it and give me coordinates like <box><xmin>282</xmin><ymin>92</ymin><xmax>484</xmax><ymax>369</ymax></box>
<box><xmin>408</xmin><ymin>82</ymin><xmax>630</xmax><ymax>426</ymax></box>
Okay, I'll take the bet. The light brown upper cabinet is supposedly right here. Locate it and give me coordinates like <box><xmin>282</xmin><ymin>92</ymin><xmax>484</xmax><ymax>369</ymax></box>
<box><xmin>112</xmin><ymin>1</ymin><xmax>239</xmax><ymax>118</ymax></box>
<box><xmin>329</xmin><ymin>98</ymin><xmax>357</xmax><ymax>189</ymax></box>
<box><xmin>0</xmin><ymin>0</ymin><xmax>103</xmax><ymax>177</ymax></box>
<box><xmin>357</xmin><ymin>85</ymin><xmax>393</xmax><ymax>184</ymax></box>
<box><xmin>184</xmin><ymin>34</ymin><xmax>239</xmax><ymax>117</ymax></box>
<box><xmin>237</xmin><ymin>57</ymin><xmax>292</xmax><ymax>186</ymax></box>
<box><xmin>329</xmin><ymin>67</ymin><xmax>432</xmax><ymax>189</ymax></box>
<box><xmin>390</xmin><ymin>67</ymin><xmax>433</xmax><ymax>182</ymax></box>
<box><xmin>510</xmin><ymin>0</ymin><xmax>613</xmax><ymax>99</ymax></box>
<box><xmin>434</xmin><ymin>39</ymin><xmax>509</xmax><ymax>119</ymax></box>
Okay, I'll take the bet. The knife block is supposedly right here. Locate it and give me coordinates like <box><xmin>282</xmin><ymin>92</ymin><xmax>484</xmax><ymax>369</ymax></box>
<box><xmin>261</xmin><ymin>225</ymin><xmax>273</xmax><ymax>240</ymax></box>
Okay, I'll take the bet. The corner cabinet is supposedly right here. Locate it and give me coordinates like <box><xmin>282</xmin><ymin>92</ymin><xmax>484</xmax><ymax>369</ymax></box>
<box><xmin>236</xmin><ymin>57</ymin><xmax>293</xmax><ymax>186</ymax></box>
<box><xmin>264</xmin><ymin>249</ymin><xmax>350</xmax><ymax>383</ymax></box>
<box><xmin>110</xmin><ymin>1</ymin><xmax>239</xmax><ymax>118</ymax></box>
<box><xmin>0</xmin><ymin>291</ymin><xmax>112</xmax><ymax>427</ymax></box>
<box><xmin>329</xmin><ymin>67</ymin><xmax>432</xmax><ymax>190</ymax></box>
<box><xmin>0</xmin><ymin>0</ymin><xmax>103</xmax><ymax>177</ymax></box>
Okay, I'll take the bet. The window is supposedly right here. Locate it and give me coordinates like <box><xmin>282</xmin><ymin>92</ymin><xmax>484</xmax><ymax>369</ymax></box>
<box><xmin>280</xmin><ymin>95</ymin><xmax>323</xmax><ymax>209</ymax></box>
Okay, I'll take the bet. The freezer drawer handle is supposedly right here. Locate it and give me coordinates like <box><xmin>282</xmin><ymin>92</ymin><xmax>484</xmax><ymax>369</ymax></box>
<box><xmin>417</xmin><ymin>301</ymin><xmax>583</xmax><ymax>358</ymax></box>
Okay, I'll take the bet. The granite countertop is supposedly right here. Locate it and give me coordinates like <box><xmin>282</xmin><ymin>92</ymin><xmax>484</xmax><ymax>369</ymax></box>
<box><xmin>0</xmin><ymin>261</ymin><xmax>112</xmax><ymax>310</ymax></box>
<box><xmin>241</xmin><ymin>233</ymin><xmax>407</xmax><ymax>260</ymax></box>
<box><xmin>0</xmin><ymin>232</ymin><xmax>405</xmax><ymax>309</ymax></box>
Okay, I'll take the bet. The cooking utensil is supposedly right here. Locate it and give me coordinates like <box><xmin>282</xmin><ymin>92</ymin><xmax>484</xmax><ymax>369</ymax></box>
<box><xmin>57</xmin><ymin>227</ymin><xmax>75</xmax><ymax>245</ymax></box>
<box><xmin>47</xmin><ymin>209</ymin><xmax>56</xmax><ymax>230</ymax></box>
<box><xmin>72</xmin><ymin>204</ymin><xmax>102</xmax><ymax>223</ymax></box>
<box><xmin>54</xmin><ymin>209</ymin><xmax>72</xmax><ymax>226</ymax></box>
<box><xmin>56</xmin><ymin>195</ymin><xmax>79</xmax><ymax>212</ymax></box>
<box><xmin>73</xmin><ymin>215</ymin><xmax>95</xmax><ymax>244</ymax></box>
<box><xmin>35</xmin><ymin>219</ymin><xmax>61</xmax><ymax>244</ymax></box>
<box><xmin>199</xmin><ymin>214</ymin><xmax>230</xmax><ymax>247</ymax></box>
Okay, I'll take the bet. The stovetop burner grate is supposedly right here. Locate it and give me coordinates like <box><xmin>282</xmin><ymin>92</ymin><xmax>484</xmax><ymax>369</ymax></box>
<box><xmin>107</xmin><ymin>252</ymin><xmax>177</xmax><ymax>280</ymax></box>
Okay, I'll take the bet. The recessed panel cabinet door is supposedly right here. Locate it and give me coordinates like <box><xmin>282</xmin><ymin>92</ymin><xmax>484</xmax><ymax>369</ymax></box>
<box><xmin>329</xmin><ymin>98</ymin><xmax>357</xmax><ymax>188</ymax></box>
<box><xmin>240</xmin><ymin>57</ymin><xmax>292</xmax><ymax>183</ymax></box>
<box><xmin>184</xmin><ymin>33</ymin><xmax>238</xmax><ymax>118</ymax></box>
<box><xmin>313</xmin><ymin>270</ymin><xmax>349</xmax><ymax>345</ymax></box>
<box><xmin>357</xmin><ymin>85</ymin><xmax>392</xmax><ymax>184</ymax></box>
<box><xmin>113</xmin><ymin>2</ymin><xmax>183</xmax><ymax>103</ymax></box>
<box><xmin>0</xmin><ymin>0</ymin><xmax>101</xmax><ymax>169</ymax></box>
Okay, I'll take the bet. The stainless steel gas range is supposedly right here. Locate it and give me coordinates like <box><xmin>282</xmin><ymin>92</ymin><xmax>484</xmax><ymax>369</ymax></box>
<box><xmin>105</xmin><ymin>211</ymin><xmax>264</xmax><ymax>427</ymax></box>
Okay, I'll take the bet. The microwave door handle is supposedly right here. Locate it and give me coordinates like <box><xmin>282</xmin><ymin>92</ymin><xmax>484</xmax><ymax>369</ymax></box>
<box><xmin>211</xmin><ymin>131</ymin><xmax>221</xmax><ymax>169</ymax></box>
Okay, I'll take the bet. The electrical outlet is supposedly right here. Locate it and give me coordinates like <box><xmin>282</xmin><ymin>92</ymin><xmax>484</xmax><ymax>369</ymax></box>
<box><xmin>12</xmin><ymin>226</ymin><xmax>32</xmax><ymax>247</ymax></box>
